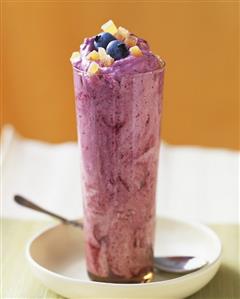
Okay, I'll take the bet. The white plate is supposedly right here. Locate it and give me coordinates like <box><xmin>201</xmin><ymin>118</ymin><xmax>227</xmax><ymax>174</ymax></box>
<box><xmin>26</xmin><ymin>216</ymin><xmax>221</xmax><ymax>299</ymax></box>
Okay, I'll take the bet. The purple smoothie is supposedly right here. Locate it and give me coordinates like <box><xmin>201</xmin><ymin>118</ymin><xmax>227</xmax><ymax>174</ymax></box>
<box><xmin>71</xmin><ymin>27</ymin><xmax>165</xmax><ymax>283</ymax></box>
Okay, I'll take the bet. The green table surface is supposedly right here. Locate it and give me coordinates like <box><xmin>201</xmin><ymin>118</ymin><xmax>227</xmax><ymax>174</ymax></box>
<box><xmin>1</xmin><ymin>219</ymin><xmax>240</xmax><ymax>299</ymax></box>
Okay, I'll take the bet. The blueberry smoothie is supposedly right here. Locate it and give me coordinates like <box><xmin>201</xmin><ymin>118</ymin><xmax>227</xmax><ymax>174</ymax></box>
<box><xmin>71</xmin><ymin>20</ymin><xmax>165</xmax><ymax>283</ymax></box>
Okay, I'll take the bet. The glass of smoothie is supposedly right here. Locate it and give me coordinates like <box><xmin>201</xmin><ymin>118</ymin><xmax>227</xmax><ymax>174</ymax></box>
<box><xmin>70</xmin><ymin>20</ymin><xmax>165</xmax><ymax>283</ymax></box>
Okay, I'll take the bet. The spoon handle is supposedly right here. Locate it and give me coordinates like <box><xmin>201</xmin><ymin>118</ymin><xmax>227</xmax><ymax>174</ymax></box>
<box><xmin>14</xmin><ymin>195</ymin><xmax>83</xmax><ymax>228</ymax></box>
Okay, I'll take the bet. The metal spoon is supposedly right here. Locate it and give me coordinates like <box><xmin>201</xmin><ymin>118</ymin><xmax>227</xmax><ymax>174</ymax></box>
<box><xmin>14</xmin><ymin>195</ymin><xmax>83</xmax><ymax>229</ymax></box>
<box><xmin>14</xmin><ymin>195</ymin><xmax>207</xmax><ymax>274</ymax></box>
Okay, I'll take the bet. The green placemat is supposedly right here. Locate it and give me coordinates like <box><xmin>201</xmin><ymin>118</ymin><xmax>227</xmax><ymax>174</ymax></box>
<box><xmin>1</xmin><ymin>218</ymin><xmax>240</xmax><ymax>299</ymax></box>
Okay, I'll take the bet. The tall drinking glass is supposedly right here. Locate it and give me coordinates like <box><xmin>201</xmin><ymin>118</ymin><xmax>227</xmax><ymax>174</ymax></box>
<box><xmin>72</xmin><ymin>64</ymin><xmax>165</xmax><ymax>283</ymax></box>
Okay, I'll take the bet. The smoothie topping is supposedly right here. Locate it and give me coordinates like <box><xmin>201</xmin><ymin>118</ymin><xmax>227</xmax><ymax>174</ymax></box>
<box><xmin>70</xmin><ymin>51</ymin><xmax>81</xmax><ymax>63</ymax></box>
<box><xmin>103</xmin><ymin>55</ymin><xmax>114</xmax><ymax>67</ymax></box>
<box><xmin>129</xmin><ymin>45</ymin><xmax>143</xmax><ymax>57</ymax></box>
<box><xmin>115</xmin><ymin>26</ymin><xmax>129</xmax><ymax>41</ymax></box>
<box><xmin>101</xmin><ymin>20</ymin><xmax>118</xmax><ymax>35</ymax></box>
<box><xmin>106</xmin><ymin>40</ymin><xmax>129</xmax><ymax>60</ymax></box>
<box><xmin>86</xmin><ymin>20</ymin><xmax>139</xmax><ymax>69</ymax></box>
<box><xmin>124</xmin><ymin>35</ymin><xmax>138</xmax><ymax>47</ymax></box>
<box><xmin>71</xmin><ymin>20</ymin><xmax>162</xmax><ymax>76</ymax></box>
<box><xmin>98</xmin><ymin>47</ymin><xmax>108</xmax><ymax>60</ymax></box>
<box><xmin>87</xmin><ymin>50</ymin><xmax>99</xmax><ymax>61</ymax></box>
<box><xmin>87</xmin><ymin>61</ymin><xmax>99</xmax><ymax>75</ymax></box>
<box><xmin>94</xmin><ymin>32</ymin><xmax>116</xmax><ymax>49</ymax></box>
<box><xmin>98</xmin><ymin>47</ymin><xmax>114</xmax><ymax>66</ymax></box>
<box><xmin>91</xmin><ymin>20</ymin><xmax>140</xmax><ymax>64</ymax></box>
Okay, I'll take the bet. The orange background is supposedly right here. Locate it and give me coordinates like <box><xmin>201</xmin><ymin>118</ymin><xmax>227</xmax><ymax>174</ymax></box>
<box><xmin>2</xmin><ymin>2</ymin><xmax>239</xmax><ymax>149</ymax></box>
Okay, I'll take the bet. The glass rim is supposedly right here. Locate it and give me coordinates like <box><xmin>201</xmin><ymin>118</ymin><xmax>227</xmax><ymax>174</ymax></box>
<box><xmin>72</xmin><ymin>58</ymin><xmax>166</xmax><ymax>77</ymax></box>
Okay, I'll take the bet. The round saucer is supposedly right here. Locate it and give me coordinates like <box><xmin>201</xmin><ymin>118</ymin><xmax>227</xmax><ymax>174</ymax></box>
<box><xmin>26</xmin><ymin>216</ymin><xmax>221</xmax><ymax>299</ymax></box>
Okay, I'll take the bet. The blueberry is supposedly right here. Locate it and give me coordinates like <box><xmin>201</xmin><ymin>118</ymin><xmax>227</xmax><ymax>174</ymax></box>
<box><xmin>94</xmin><ymin>32</ymin><xmax>116</xmax><ymax>49</ymax></box>
<box><xmin>106</xmin><ymin>40</ymin><xmax>129</xmax><ymax>60</ymax></box>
